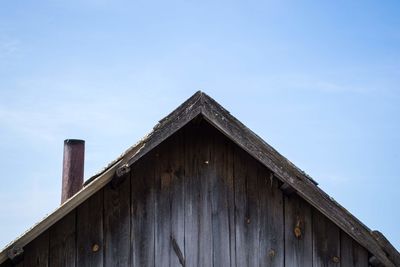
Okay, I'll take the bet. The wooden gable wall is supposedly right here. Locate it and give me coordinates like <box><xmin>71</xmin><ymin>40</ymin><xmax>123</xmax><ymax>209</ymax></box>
<box><xmin>1</xmin><ymin>118</ymin><xmax>370</xmax><ymax>267</ymax></box>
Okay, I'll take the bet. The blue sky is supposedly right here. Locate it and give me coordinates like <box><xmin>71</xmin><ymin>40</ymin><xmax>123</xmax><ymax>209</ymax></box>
<box><xmin>0</xmin><ymin>0</ymin><xmax>399</xmax><ymax>251</ymax></box>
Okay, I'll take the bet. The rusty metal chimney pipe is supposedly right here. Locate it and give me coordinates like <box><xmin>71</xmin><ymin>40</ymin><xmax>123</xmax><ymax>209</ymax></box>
<box><xmin>61</xmin><ymin>139</ymin><xmax>84</xmax><ymax>204</ymax></box>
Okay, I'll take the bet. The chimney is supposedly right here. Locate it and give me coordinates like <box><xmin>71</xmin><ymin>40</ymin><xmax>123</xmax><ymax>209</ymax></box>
<box><xmin>61</xmin><ymin>139</ymin><xmax>85</xmax><ymax>204</ymax></box>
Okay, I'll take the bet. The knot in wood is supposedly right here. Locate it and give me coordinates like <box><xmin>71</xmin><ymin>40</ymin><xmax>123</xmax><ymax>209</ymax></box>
<box><xmin>294</xmin><ymin>226</ymin><xmax>302</xmax><ymax>239</ymax></box>
<box><xmin>268</xmin><ymin>249</ymin><xmax>276</xmax><ymax>258</ymax></box>
<box><xmin>92</xmin><ymin>243</ymin><xmax>100</xmax><ymax>252</ymax></box>
<box><xmin>294</xmin><ymin>218</ymin><xmax>303</xmax><ymax>239</ymax></box>
<box><xmin>332</xmin><ymin>256</ymin><xmax>340</xmax><ymax>263</ymax></box>
<box><xmin>245</xmin><ymin>218</ymin><xmax>251</xmax><ymax>224</ymax></box>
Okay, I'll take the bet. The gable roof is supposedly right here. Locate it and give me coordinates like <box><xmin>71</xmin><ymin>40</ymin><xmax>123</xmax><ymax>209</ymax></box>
<box><xmin>1</xmin><ymin>91</ymin><xmax>399</xmax><ymax>266</ymax></box>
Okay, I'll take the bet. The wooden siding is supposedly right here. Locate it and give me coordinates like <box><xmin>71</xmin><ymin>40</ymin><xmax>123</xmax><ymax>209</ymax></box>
<box><xmin>2</xmin><ymin>120</ymin><xmax>370</xmax><ymax>267</ymax></box>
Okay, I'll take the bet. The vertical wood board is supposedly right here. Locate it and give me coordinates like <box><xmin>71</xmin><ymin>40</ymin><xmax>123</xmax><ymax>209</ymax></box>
<box><xmin>76</xmin><ymin>190</ymin><xmax>104</xmax><ymax>267</ymax></box>
<box><xmin>49</xmin><ymin>211</ymin><xmax>76</xmax><ymax>267</ymax></box>
<box><xmin>104</xmin><ymin>172</ymin><xmax>130</xmax><ymax>266</ymax></box>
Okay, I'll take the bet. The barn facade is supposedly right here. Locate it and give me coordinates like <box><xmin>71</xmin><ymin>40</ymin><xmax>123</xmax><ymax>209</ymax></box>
<box><xmin>1</xmin><ymin>92</ymin><xmax>399</xmax><ymax>267</ymax></box>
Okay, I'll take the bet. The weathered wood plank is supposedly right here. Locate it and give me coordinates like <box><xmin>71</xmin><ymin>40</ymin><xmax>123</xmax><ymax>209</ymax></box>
<box><xmin>234</xmin><ymin>145</ymin><xmax>260</xmax><ymax>266</ymax></box>
<box><xmin>154</xmin><ymin>129</ymin><xmax>186</xmax><ymax>267</ymax></box>
<box><xmin>258</xmin><ymin>167</ymin><xmax>284</xmax><ymax>266</ymax></box>
<box><xmin>76</xmin><ymin>190</ymin><xmax>103</xmax><ymax>267</ymax></box>
<box><xmin>225</xmin><ymin>137</ymin><xmax>236</xmax><ymax>267</ymax></box>
<box><xmin>196</xmin><ymin>122</ymin><xmax>213</xmax><ymax>267</ymax></box>
<box><xmin>131</xmin><ymin>155</ymin><xmax>155</xmax><ymax>267</ymax></box>
<box><xmin>341</xmin><ymin>232</ymin><xmax>369</xmax><ymax>267</ymax></box>
<box><xmin>23</xmin><ymin>230</ymin><xmax>49</xmax><ymax>267</ymax></box>
<box><xmin>183</xmin><ymin>122</ymin><xmax>199</xmax><ymax>267</ymax></box>
<box><xmin>104</xmin><ymin>173</ymin><xmax>130</xmax><ymax>266</ymax></box>
<box><xmin>284</xmin><ymin>193</ymin><xmax>312</xmax><ymax>267</ymax></box>
<box><xmin>211</xmin><ymin>127</ymin><xmax>234</xmax><ymax>267</ymax></box>
<box><xmin>184</xmin><ymin>120</ymin><xmax>213</xmax><ymax>266</ymax></box>
<box><xmin>155</xmin><ymin>141</ymin><xmax>172</xmax><ymax>267</ymax></box>
<box><xmin>313</xmin><ymin>210</ymin><xmax>341</xmax><ymax>267</ymax></box>
<box><xmin>49</xmin><ymin>211</ymin><xmax>76</xmax><ymax>267</ymax></box>
<box><xmin>168</xmin><ymin>131</ymin><xmax>185</xmax><ymax>267</ymax></box>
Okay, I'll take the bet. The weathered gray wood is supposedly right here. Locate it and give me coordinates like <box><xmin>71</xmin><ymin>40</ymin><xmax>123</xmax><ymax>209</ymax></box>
<box><xmin>234</xmin><ymin>145</ymin><xmax>260</xmax><ymax>266</ymax></box>
<box><xmin>258</xmin><ymin>166</ymin><xmax>284</xmax><ymax>266</ymax></box>
<box><xmin>171</xmin><ymin>235</ymin><xmax>185</xmax><ymax>266</ymax></box>
<box><xmin>49</xmin><ymin>211</ymin><xmax>76</xmax><ymax>267</ymax></box>
<box><xmin>371</xmin><ymin>231</ymin><xmax>400</xmax><ymax>266</ymax></box>
<box><xmin>131</xmin><ymin>155</ymin><xmax>155</xmax><ymax>267</ymax></box>
<box><xmin>199</xmin><ymin>92</ymin><xmax>397</xmax><ymax>267</ymax></box>
<box><xmin>76</xmin><ymin>190</ymin><xmax>103</xmax><ymax>267</ymax></box>
<box><xmin>313</xmin><ymin>210</ymin><xmax>341</xmax><ymax>267</ymax></box>
<box><xmin>104</xmin><ymin>172</ymin><xmax>130</xmax><ymax>266</ymax></box>
<box><xmin>183</xmin><ymin>121</ymin><xmax>199</xmax><ymax>267</ymax></box>
<box><xmin>284</xmin><ymin>194</ymin><xmax>312</xmax><ymax>267</ymax></box>
<box><xmin>23</xmin><ymin>231</ymin><xmax>49</xmax><ymax>267</ymax></box>
<box><xmin>168</xmin><ymin>131</ymin><xmax>185</xmax><ymax>267</ymax></box>
<box><xmin>341</xmin><ymin>232</ymin><xmax>369</xmax><ymax>267</ymax></box>
<box><xmin>225</xmin><ymin>137</ymin><xmax>236</xmax><ymax>267</ymax></box>
<box><xmin>210</xmin><ymin>126</ymin><xmax>234</xmax><ymax>267</ymax></box>
<box><xmin>184</xmin><ymin>120</ymin><xmax>213</xmax><ymax>266</ymax></box>
<box><xmin>155</xmin><ymin>141</ymin><xmax>172</xmax><ymax>267</ymax></box>
<box><xmin>197</xmin><ymin>123</ymin><xmax>213</xmax><ymax>267</ymax></box>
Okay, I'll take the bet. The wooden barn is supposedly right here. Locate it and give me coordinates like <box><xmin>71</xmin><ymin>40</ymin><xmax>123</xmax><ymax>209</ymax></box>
<box><xmin>1</xmin><ymin>91</ymin><xmax>399</xmax><ymax>267</ymax></box>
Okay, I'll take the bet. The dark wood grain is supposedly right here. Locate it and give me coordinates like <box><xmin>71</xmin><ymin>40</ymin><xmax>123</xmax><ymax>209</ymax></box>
<box><xmin>184</xmin><ymin>120</ymin><xmax>213</xmax><ymax>266</ymax></box>
<box><xmin>341</xmin><ymin>232</ymin><xmax>369</xmax><ymax>267</ymax></box>
<box><xmin>131</xmin><ymin>155</ymin><xmax>155</xmax><ymax>267</ymax></box>
<box><xmin>234</xmin><ymin>145</ymin><xmax>260</xmax><ymax>266</ymax></box>
<box><xmin>23</xmin><ymin>231</ymin><xmax>49</xmax><ymax>267</ymax></box>
<box><xmin>155</xmin><ymin>141</ymin><xmax>172</xmax><ymax>267</ymax></box>
<box><xmin>258</xmin><ymin>166</ymin><xmax>284</xmax><ymax>267</ymax></box>
<box><xmin>104</xmin><ymin>172</ymin><xmax>130</xmax><ymax>266</ymax></box>
<box><xmin>76</xmin><ymin>190</ymin><xmax>103</xmax><ymax>267</ymax></box>
<box><xmin>49</xmin><ymin>211</ymin><xmax>76</xmax><ymax>267</ymax></box>
<box><xmin>313</xmin><ymin>210</ymin><xmax>341</xmax><ymax>267</ymax></box>
<box><xmin>211</xmin><ymin>126</ymin><xmax>235</xmax><ymax>267</ymax></box>
<box><xmin>284</xmin><ymin>194</ymin><xmax>313</xmax><ymax>267</ymax></box>
<box><xmin>168</xmin><ymin>131</ymin><xmax>185</xmax><ymax>267</ymax></box>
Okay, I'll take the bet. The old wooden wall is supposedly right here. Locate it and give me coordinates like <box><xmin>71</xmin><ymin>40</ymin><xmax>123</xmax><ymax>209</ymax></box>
<box><xmin>2</xmin><ymin>119</ymin><xmax>370</xmax><ymax>267</ymax></box>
